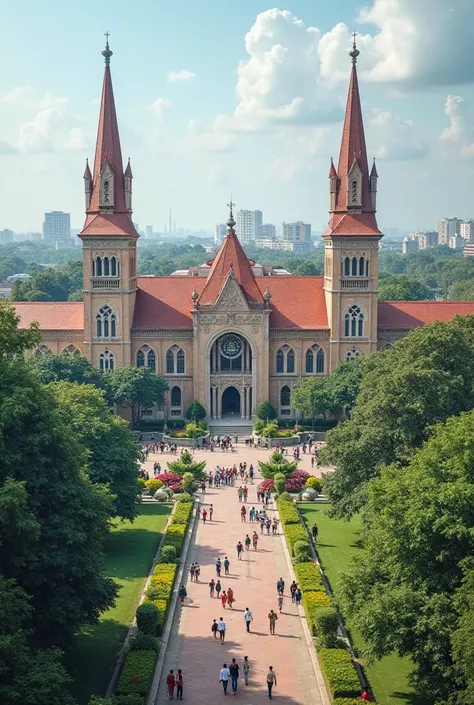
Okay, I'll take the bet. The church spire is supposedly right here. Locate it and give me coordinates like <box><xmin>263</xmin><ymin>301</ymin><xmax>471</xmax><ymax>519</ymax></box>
<box><xmin>79</xmin><ymin>36</ymin><xmax>138</xmax><ymax>237</ymax></box>
<box><xmin>323</xmin><ymin>37</ymin><xmax>381</xmax><ymax>238</ymax></box>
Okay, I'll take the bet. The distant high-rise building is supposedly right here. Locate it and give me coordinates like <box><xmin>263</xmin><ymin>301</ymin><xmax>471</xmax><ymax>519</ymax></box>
<box><xmin>214</xmin><ymin>223</ymin><xmax>227</xmax><ymax>245</ymax></box>
<box><xmin>169</xmin><ymin>209</ymin><xmax>173</xmax><ymax>234</ymax></box>
<box><xmin>0</xmin><ymin>229</ymin><xmax>14</xmax><ymax>245</ymax></box>
<box><xmin>418</xmin><ymin>231</ymin><xmax>438</xmax><ymax>249</ymax></box>
<box><xmin>236</xmin><ymin>209</ymin><xmax>262</xmax><ymax>244</ymax></box>
<box><xmin>449</xmin><ymin>235</ymin><xmax>465</xmax><ymax>250</ymax></box>
<box><xmin>281</xmin><ymin>221</ymin><xmax>312</xmax><ymax>252</ymax></box>
<box><xmin>259</xmin><ymin>223</ymin><xmax>276</xmax><ymax>238</ymax></box>
<box><xmin>43</xmin><ymin>211</ymin><xmax>70</xmax><ymax>240</ymax></box>
<box><xmin>460</xmin><ymin>220</ymin><xmax>474</xmax><ymax>242</ymax></box>
<box><xmin>438</xmin><ymin>217</ymin><xmax>462</xmax><ymax>245</ymax></box>
<box><xmin>402</xmin><ymin>236</ymin><xmax>419</xmax><ymax>254</ymax></box>
<box><xmin>146</xmin><ymin>225</ymin><xmax>153</xmax><ymax>238</ymax></box>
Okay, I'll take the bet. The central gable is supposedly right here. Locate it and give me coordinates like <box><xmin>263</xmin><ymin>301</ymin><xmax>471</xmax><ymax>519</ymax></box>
<box><xmin>214</xmin><ymin>272</ymin><xmax>250</xmax><ymax>311</ymax></box>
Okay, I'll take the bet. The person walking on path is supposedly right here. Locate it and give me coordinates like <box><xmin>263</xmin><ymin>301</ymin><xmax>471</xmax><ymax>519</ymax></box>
<box><xmin>243</xmin><ymin>485</ymin><xmax>248</xmax><ymax>502</ymax></box>
<box><xmin>312</xmin><ymin>522</ymin><xmax>319</xmax><ymax>542</ymax></box>
<box><xmin>277</xmin><ymin>577</ymin><xmax>285</xmax><ymax>596</ymax></box>
<box><xmin>243</xmin><ymin>656</ymin><xmax>250</xmax><ymax>686</ymax></box>
<box><xmin>290</xmin><ymin>580</ymin><xmax>298</xmax><ymax>603</ymax></box>
<box><xmin>211</xmin><ymin>619</ymin><xmax>218</xmax><ymax>639</ymax></box>
<box><xmin>221</xmin><ymin>590</ymin><xmax>228</xmax><ymax>609</ymax></box>
<box><xmin>244</xmin><ymin>607</ymin><xmax>253</xmax><ymax>632</ymax></box>
<box><xmin>277</xmin><ymin>594</ymin><xmax>283</xmax><ymax>613</ymax></box>
<box><xmin>266</xmin><ymin>666</ymin><xmax>277</xmax><ymax>699</ymax></box>
<box><xmin>224</xmin><ymin>556</ymin><xmax>230</xmax><ymax>575</ymax></box>
<box><xmin>218</xmin><ymin>617</ymin><xmax>226</xmax><ymax>644</ymax></box>
<box><xmin>190</xmin><ymin>563</ymin><xmax>196</xmax><ymax>582</ymax></box>
<box><xmin>216</xmin><ymin>580</ymin><xmax>222</xmax><ymax>598</ymax></box>
<box><xmin>166</xmin><ymin>670</ymin><xmax>175</xmax><ymax>700</ymax></box>
<box><xmin>216</xmin><ymin>558</ymin><xmax>222</xmax><ymax>577</ymax></box>
<box><xmin>268</xmin><ymin>609</ymin><xmax>278</xmax><ymax>635</ymax></box>
<box><xmin>238</xmin><ymin>487</ymin><xmax>243</xmax><ymax>502</ymax></box>
<box><xmin>229</xmin><ymin>658</ymin><xmax>240</xmax><ymax>694</ymax></box>
<box><xmin>176</xmin><ymin>670</ymin><xmax>183</xmax><ymax>701</ymax></box>
<box><xmin>236</xmin><ymin>541</ymin><xmax>244</xmax><ymax>560</ymax></box>
<box><xmin>209</xmin><ymin>578</ymin><xmax>216</xmax><ymax>597</ymax></box>
<box><xmin>219</xmin><ymin>663</ymin><xmax>230</xmax><ymax>694</ymax></box>
<box><xmin>209</xmin><ymin>503</ymin><xmax>213</xmax><ymax>520</ymax></box>
<box><xmin>295</xmin><ymin>587</ymin><xmax>302</xmax><ymax>605</ymax></box>
<box><xmin>178</xmin><ymin>585</ymin><xmax>187</xmax><ymax>605</ymax></box>
<box><xmin>194</xmin><ymin>563</ymin><xmax>201</xmax><ymax>582</ymax></box>
<box><xmin>260</xmin><ymin>516</ymin><xmax>265</xmax><ymax>534</ymax></box>
<box><xmin>252</xmin><ymin>531</ymin><xmax>259</xmax><ymax>550</ymax></box>
<box><xmin>245</xmin><ymin>534</ymin><xmax>251</xmax><ymax>551</ymax></box>
<box><xmin>227</xmin><ymin>586</ymin><xmax>235</xmax><ymax>609</ymax></box>
<box><xmin>241</xmin><ymin>505</ymin><xmax>247</xmax><ymax>522</ymax></box>
<box><xmin>202</xmin><ymin>508</ymin><xmax>207</xmax><ymax>523</ymax></box>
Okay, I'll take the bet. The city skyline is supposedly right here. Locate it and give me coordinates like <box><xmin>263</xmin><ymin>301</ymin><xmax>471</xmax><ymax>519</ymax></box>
<box><xmin>0</xmin><ymin>1</ymin><xmax>473</xmax><ymax>232</ymax></box>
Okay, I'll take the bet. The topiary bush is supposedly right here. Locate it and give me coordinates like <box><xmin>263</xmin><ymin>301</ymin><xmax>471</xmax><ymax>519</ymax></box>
<box><xmin>185</xmin><ymin>400</ymin><xmax>206</xmax><ymax>422</ymax></box>
<box><xmin>116</xmin><ymin>650</ymin><xmax>157</xmax><ymax>697</ymax></box>
<box><xmin>294</xmin><ymin>562</ymin><xmax>324</xmax><ymax>592</ymax></box>
<box><xmin>283</xmin><ymin>523</ymin><xmax>308</xmax><ymax>555</ymax></box>
<box><xmin>136</xmin><ymin>602</ymin><xmax>158</xmax><ymax>635</ymax></box>
<box><xmin>159</xmin><ymin>544</ymin><xmax>177</xmax><ymax>563</ymax></box>
<box><xmin>277</xmin><ymin>491</ymin><xmax>293</xmax><ymax>502</ymax></box>
<box><xmin>177</xmin><ymin>492</ymin><xmax>193</xmax><ymax>503</ymax></box>
<box><xmin>145</xmin><ymin>478</ymin><xmax>163</xmax><ymax>493</ymax></box>
<box><xmin>182</xmin><ymin>471</ymin><xmax>198</xmax><ymax>494</ymax></box>
<box><xmin>305</xmin><ymin>476</ymin><xmax>322</xmax><ymax>492</ymax></box>
<box><xmin>314</xmin><ymin>606</ymin><xmax>339</xmax><ymax>637</ymax></box>
<box><xmin>130</xmin><ymin>631</ymin><xmax>159</xmax><ymax>651</ymax></box>
<box><xmin>293</xmin><ymin>539</ymin><xmax>311</xmax><ymax>562</ymax></box>
<box><xmin>318</xmin><ymin>648</ymin><xmax>361</xmax><ymax>699</ymax></box>
<box><xmin>274</xmin><ymin>472</ymin><xmax>286</xmax><ymax>495</ymax></box>
<box><xmin>161</xmin><ymin>533</ymin><xmax>184</xmax><ymax>556</ymax></box>
<box><xmin>256</xmin><ymin>400</ymin><xmax>277</xmax><ymax>420</ymax></box>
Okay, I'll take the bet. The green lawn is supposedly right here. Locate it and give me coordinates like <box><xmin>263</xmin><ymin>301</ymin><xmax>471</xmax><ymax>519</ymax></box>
<box><xmin>300</xmin><ymin>504</ymin><xmax>430</xmax><ymax>705</ymax></box>
<box><xmin>66</xmin><ymin>503</ymin><xmax>171</xmax><ymax>705</ymax></box>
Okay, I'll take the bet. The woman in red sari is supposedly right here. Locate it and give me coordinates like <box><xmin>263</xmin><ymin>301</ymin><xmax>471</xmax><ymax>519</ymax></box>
<box><xmin>166</xmin><ymin>669</ymin><xmax>175</xmax><ymax>699</ymax></box>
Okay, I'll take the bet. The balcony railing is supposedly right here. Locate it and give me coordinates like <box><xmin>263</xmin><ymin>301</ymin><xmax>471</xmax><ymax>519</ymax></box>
<box><xmin>341</xmin><ymin>278</ymin><xmax>368</xmax><ymax>289</ymax></box>
<box><xmin>92</xmin><ymin>277</ymin><xmax>120</xmax><ymax>290</ymax></box>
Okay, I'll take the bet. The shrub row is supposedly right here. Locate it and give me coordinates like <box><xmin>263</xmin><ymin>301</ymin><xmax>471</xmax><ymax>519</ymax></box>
<box><xmin>294</xmin><ymin>561</ymin><xmax>324</xmax><ymax>593</ymax></box>
<box><xmin>283</xmin><ymin>523</ymin><xmax>308</xmax><ymax>556</ymax></box>
<box><xmin>116</xmin><ymin>650</ymin><xmax>157</xmax><ymax>698</ymax></box>
<box><xmin>145</xmin><ymin>562</ymin><xmax>177</xmax><ymax>634</ymax></box>
<box><xmin>159</xmin><ymin>496</ymin><xmax>193</xmax><ymax>559</ymax></box>
<box><xmin>276</xmin><ymin>499</ymin><xmax>301</xmax><ymax>525</ymax></box>
<box><xmin>333</xmin><ymin>699</ymin><xmax>366</xmax><ymax>705</ymax></box>
<box><xmin>318</xmin><ymin>649</ymin><xmax>362</xmax><ymax>699</ymax></box>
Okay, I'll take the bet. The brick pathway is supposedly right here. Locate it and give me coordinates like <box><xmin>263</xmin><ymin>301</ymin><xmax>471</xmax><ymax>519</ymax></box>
<box><xmin>147</xmin><ymin>447</ymin><xmax>329</xmax><ymax>704</ymax></box>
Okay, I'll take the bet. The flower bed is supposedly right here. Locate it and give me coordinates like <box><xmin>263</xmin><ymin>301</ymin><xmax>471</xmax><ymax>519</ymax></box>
<box><xmin>157</xmin><ymin>472</ymin><xmax>183</xmax><ymax>492</ymax></box>
<box><xmin>260</xmin><ymin>470</ymin><xmax>309</xmax><ymax>495</ymax></box>
<box><xmin>116</xmin><ymin>650</ymin><xmax>157</xmax><ymax>697</ymax></box>
<box><xmin>318</xmin><ymin>649</ymin><xmax>361</xmax><ymax>699</ymax></box>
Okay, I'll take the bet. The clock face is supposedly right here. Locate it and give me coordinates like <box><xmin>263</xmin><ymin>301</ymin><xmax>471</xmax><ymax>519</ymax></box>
<box><xmin>221</xmin><ymin>334</ymin><xmax>243</xmax><ymax>360</ymax></box>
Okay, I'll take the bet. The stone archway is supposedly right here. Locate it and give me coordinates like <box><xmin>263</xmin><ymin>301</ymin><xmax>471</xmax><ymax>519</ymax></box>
<box><xmin>221</xmin><ymin>386</ymin><xmax>241</xmax><ymax>417</ymax></box>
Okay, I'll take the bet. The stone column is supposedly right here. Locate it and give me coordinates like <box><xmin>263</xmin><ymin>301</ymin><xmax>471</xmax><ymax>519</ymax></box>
<box><xmin>217</xmin><ymin>387</ymin><xmax>221</xmax><ymax>419</ymax></box>
<box><xmin>241</xmin><ymin>386</ymin><xmax>246</xmax><ymax>419</ymax></box>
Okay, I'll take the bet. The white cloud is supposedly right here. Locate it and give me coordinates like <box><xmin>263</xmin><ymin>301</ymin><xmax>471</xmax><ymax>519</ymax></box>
<box><xmin>186</xmin><ymin>119</ymin><xmax>234</xmax><ymax>152</ymax></box>
<box><xmin>148</xmin><ymin>97</ymin><xmax>172</xmax><ymax>118</ymax></box>
<box><xmin>167</xmin><ymin>69</ymin><xmax>196</xmax><ymax>84</ymax></box>
<box><xmin>368</xmin><ymin>108</ymin><xmax>428</xmax><ymax>160</ymax></box>
<box><xmin>439</xmin><ymin>95</ymin><xmax>474</xmax><ymax>159</ymax></box>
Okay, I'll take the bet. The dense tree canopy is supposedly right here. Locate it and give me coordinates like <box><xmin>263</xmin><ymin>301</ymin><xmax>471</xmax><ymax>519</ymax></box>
<box><xmin>108</xmin><ymin>366</ymin><xmax>168</xmax><ymax>428</ymax></box>
<box><xmin>0</xmin><ymin>300</ymin><xmax>40</xmax><ymax>356</ymax></box>
<box><xmin>340</xmin><ymin>411</ymin><xmax>474</xmax><ymax>703</ymax></box>
<box><xmin>378</xmin><ymin>274</ymin><xmax>433</xmax><ymax>301</ymax></box>
<box><xmin>11</xmin><ymin>260</ymin><xmax>82</xmax><ymax>302</ymax></box>
<box><xmin>51</xmin><ymin>381</ymin><xmax>141</xmax><ymax>520</ymax></box>
<box><xmin>33</xmin><ymin>351</ymin><xmax>110</xmax><ymax>394</ymax></box>
<box><xmin>322</xmin><ymin>316</ymin><xmax>474</xmax><ymax>517</ymax></box>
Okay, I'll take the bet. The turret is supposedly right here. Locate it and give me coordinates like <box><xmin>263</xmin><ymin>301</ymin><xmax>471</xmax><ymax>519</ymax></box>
<box><xmin>370</xmin><ymin>159</ymin><xmax>378</xmax><ymax>210</ymax></box>
<box><xmin>124</xmin><ymin>158</ymin><xmax>133</xmax><ymax>211</ymax></box>
<box><xmin>83</xmin><ymin>159</ymin><xmax>92</xmax><ymax>209</ymax></box>
<box><xmin>329</xmin><ymin>158</ymin><xmax>338</xmax><ymax>211</ymax></box>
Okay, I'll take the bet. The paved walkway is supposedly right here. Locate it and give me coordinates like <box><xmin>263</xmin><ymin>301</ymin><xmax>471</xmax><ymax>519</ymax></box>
<box><xmin>148</xmin><ymin>448</ymin><xmax>329</xmax><ymax>704</ymax></box>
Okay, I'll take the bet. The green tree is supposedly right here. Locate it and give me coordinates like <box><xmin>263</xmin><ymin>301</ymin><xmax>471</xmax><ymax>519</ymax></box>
<box><xmin>0</xmin><ymin>577</ymin><xmax>75</xmax><ymax>705</ymax></box>
<box><xmin>108</xmin><ymin>366</ymin><xmax>168</xmax><ymax>428</ymax></box>
<box><xmin>378</xmin><ymin>274</ymin><xmax>433</xmax><ymax>301</ymax></box>
<box><xmin>340</xmin><ymin>411</ymin><xmax>474</xmax><ymax>703</ymax></box>
<box><xmin>291</xmin><ymin>377</ymin><xmax>333</xmax><ymax>429</ymax></box>
<box><xmin>259</xmin><ymin>450</ymin><xmax>297</xmax><ymax>479</ymax></box>
<box><xmin>0</xmin><ymin>357</ymin><xmax>117</xmax><ymax>645</ymax></box>
<box><xmin>322</xmin><ymin>317</ymin><xmax>474</xmax><ymax>517</ymax></box>
<box><xmin>451</xmin><ymin>567</ymin><xmax>474</xmax><ymax>704</ymax></box>
<box><xmin>32</xmin><ymin>351</ymin><xmax>110</xmax><ymax>395</ymax></box>
<box><xmin>185</xmin><ymin>400</ymin><xmax>206</xmax><ymax>422</ymax></box>
<box><xmin>51</xmin><ymin>381</ymin><xmax>141</xmax><ymax>520</ymax></box>
<box><xmin>326</xmin><ymin>356</ymin><xmax>368</xmax><ymax>415</ymax></box>
<box><xmin>0</xmin><ymin>300</ymin><xmax>40</xmax><ymax>357</ymax></box>
<box><xmin>167</xmin><ymin>449</ymin><xmax>206</xmax><ymax>480</ymax></box>
<box><xmin>449</xmin><ymin>279</ymin><xmax>474</xmax><ymax>301</ymax></box>
<box><xmin>256</xmin><ymin>400</ymin><xmax>277</xmax><ymax>421</ymax></box>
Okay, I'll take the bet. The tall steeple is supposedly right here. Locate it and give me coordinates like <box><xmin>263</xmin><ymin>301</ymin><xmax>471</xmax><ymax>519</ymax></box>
<box><xmin>323</xmin><ymin>36</ymin><xmax>381</xmax><ymax>238</ymax></box>
<box><xmin>80</xmin><ymin>36</ymin><xmax>138</xmax><ymax>238</ymax></box>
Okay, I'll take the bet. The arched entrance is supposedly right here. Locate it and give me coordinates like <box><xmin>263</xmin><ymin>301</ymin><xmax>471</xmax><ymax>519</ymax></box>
<box><xmin>221</xmin><ymin>386</ymin><xmax>241</xmax><ymax>417</ymax></box>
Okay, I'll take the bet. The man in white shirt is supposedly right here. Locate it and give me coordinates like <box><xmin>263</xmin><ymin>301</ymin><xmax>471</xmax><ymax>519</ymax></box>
<box><xmin>219</xmin><ymin>663</ymin><xmax>230</xmax><ymax>695</ymax></box>
<box><xmin>218</xmin><ymin>617</ymin><xmax>226</xmax><ymax>644</ymax></box>
<box><xmin>244</xmin><ymin>607</ymin><xmax>253</xmax><ymax>632</ymax></box>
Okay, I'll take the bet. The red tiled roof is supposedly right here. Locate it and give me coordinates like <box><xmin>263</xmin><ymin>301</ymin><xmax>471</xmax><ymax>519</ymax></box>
<box><xmin>133</xmin><ymin>275</ymin><xmax>328</xmax><ymax>330</ymax></box>
<box><xmin>378</xmin><ymin>301</ymin><xmax>474</xmax><ymax>328</ymax></box>
<box><xmin>14</xmin><ymin>302</ymin><xmax>84</xmax><ymax>330</ymax></box>
<box><xmin>199</xmin><ymin>232</ymin><xmax>264</xmax><ymax>304</ymax></box>
<box><xmin>80</xmin><ymin>212</ymin><xmax>138</xmax><ymax>237</ymax></box>
<box><xmin>324</xmin><ymin>212</ymin><xmax>381</xmax><ymax>237</ymax></box>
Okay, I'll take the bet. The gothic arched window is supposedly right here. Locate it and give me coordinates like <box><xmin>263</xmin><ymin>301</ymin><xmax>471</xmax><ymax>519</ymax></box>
<box><xmin>96</xmin><ymin>305</ymin><xmax>116</xmax><ymax>338</ymax></box>
<box><xmin>346</xmin><ymin>347</ymin><xmax>361</xmax><ymax>362</ymax></box>
<box><xmin>111</xmin><ymin>256</ymin><xmax>117</xmax><ymax>276</ymax></box>
<box><xmin>344</xmin><ymin>257</ymin><xmax>350</xmax><ymax>276</ymax></box>
<box><xmin>351</xmin><ymin>257</ymin><xmax>357</xmax><ymax>276</ymax></box>
<box><xmin>276</xmin><ymin>349</ymin><xmax>284</xmax><ymax>373</ymax></box>
<box><xmin>136</xmin><ymin>345</ymin><xmax>156</xmax><ymax>372</ymax></box>
<box><xmin>103</xmin><ymin>257</ymin><xmax>110</xmax><ymax>276</ymax></box>
<box><xmin>359</xmin><ymin>256</ymin><xmax>365</xmax><ymax>276</ymax></box>
<box><xmin>171</xmin><ymin>386</ymin><xmax>181</xmax><ymax>407</ymax></box>
<box><xmin>305</xmin><ymin>345</ymin><xmax>325</xmax><ymax>374</ymax></box>
<box><xmin>166</xmin><ymin>346</ymin><xmax>185</xmax><ymax>374</ymax></box>
<box><xmin>34</xmin><ymin>344</ymin><xmax>53</xmax><ymax>357</ymax></box>
<box><xmin>287</xmin><ymin>349</ymin><xmax>295</xmax><ymax>373</ymax></box>
<box><xmin>344</xmin><ymin>305</ymin><xmax>364</xmax><ymax>338</ymax></box>
<box><xmin>276</xmin><ymin>345</ymin><xmax>295</xmax><ymax>374</ymax></box>
<box><xmin>99</xmin><ymin>349</ymin><xmax>115</xmax><ymax>371</ymax></box>
<box><xmin>96</xmin><ymin>256</ymin><xmax>102</xmax><ymax>277</ymax></box>
<box><xmin>280</xmin><ymin>385</ymin><xmax>291</xmax><ymax>407</ymax></box>
<box><xmin>62</xmin><ymin>344</ymin><xmax>80</xmax><ymax>356</ymax></box>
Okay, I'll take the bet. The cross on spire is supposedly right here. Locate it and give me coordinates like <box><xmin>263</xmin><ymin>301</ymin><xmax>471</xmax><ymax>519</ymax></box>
<box><xmin>349</xmin><ymin>31</ymin><xmax>359</xmax><ymax>65</ymax></box>
<box><xmin>102</xmin><ymin>32</ymin><xmax>113</xmax><ymax>66</ymax></box>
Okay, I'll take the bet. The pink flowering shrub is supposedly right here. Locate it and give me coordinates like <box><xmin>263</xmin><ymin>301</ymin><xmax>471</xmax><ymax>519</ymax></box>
<box><xmin>260</xmin><ymin>469</ymin><xmax>309</xmax><ymax>494</ymax></box>
<box><xmin>158</xmin><ymin>472</ymin><xmax>183</xmax><ymax>491</ymax></box>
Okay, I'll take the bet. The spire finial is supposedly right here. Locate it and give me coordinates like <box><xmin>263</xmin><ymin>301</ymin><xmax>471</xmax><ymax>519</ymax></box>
<box><xmin>349</xmin><ymin>31</ymin><xmax>359</xmax><ymax>66</ymax></box>
<box><xmin>226</xmin><ymin>197</ymin><xmax>236</xmax><ymax>234</ymax></box>
<box><xmin>102</xmin><ymin>32</ymin><xmax>113</xmax><ymax>66</ymax></box>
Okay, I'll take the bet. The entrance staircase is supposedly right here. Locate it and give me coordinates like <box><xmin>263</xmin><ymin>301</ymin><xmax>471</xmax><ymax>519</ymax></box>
<box><xmin>209</xmin><ymin>417</ymin><xmax>254</xmax><ymax>438</ymax></box>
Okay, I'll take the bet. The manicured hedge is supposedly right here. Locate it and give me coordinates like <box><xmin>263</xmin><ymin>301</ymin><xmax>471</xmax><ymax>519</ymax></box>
<box><xmin>294</xmin><ymin>561</ymin><xmax>324</xmax><ymax>592</ymax></box>
<box><xmin>302</xmin><ymin>591</ymin><xmax>332</xmax><ymax>635</ymax></box>
<box><xmin>283</xmin><ymin>523</ymin><xmax>308</xmax><ymax>555</ymax></box>
<box><xmin>144</xmin><ymin>563</ymin><xmax>177</xmax><ymax>634</ymax></box>
<box><xmin>276</xmin><ymin>499</ymin><xmax>301</xmax><ymax>525</ymax></box>
<box><xmin>165</xmin><ymin>523</ymin><xmax>186</xmax><ymax>537</ymax></box>
<box><xmin>333</xmin><ymin>699</ymin><xmax>365</xmax><ymax>705</ymax></box>
<box><xmin>172</xmin><ymin>502</ymin><xmax>193</xmax><ymax>525</ymax></box>
<box><xmin>112</xmin><ymin>696</ymin><xmax>145</xmax><ymax>705</ymax></box>
<box><xmin>318</xmin><ymin>648</ymin><xmax>361</xmax><ymax>699</ymax></box>
<box><xmin>160</xmin><ymin>532</ymin><xmax>184</xmax><ymax>555</ymax></box>
<box><xmin>116</xmin><ymin>650</ymin><xmax>157</xmax><ymax>697</ymax></box>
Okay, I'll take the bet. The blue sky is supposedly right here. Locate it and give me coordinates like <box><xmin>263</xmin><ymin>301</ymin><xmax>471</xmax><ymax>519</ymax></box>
<box><xmin>0</xmin><ymin>0</ymin><xmax>473</xmax><ymax>233</ymax></box>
